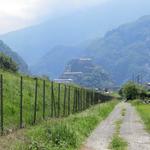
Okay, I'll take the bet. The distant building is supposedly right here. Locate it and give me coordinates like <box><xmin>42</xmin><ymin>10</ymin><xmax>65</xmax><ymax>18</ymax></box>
<box><xmin>79</xmin><ymin>58</ymin><xmax>92</xmax><ymax>61</ymax></box>
<box><xmin>147</xmin><ymin>83</ymin><xmax>150</xmax><ymax>86</ymax></box>
<box><xmin>54</xmin><ymin>79</ymin><xmax>73</xmax><ymax>84</ymax></box>
<box><xmin>145</xmin><ymin>82</ymin><xmax>150</xmax><ymax>89</ymax></box>
<box><xmin>63</xmin><ymin>72</ymin><xmax>83</xmax><ymax>75</ymax></box>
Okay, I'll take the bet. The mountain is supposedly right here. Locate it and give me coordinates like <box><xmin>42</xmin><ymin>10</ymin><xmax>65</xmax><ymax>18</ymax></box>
<box><xmin>31</xmin><ymin>45</ymin><xmax>85</xmax><ymax>78</ymax></box>
<box><xmin>0</xmin><ymin>12</ymin><xmax>103</xmax><ymax>65</ymax></box>
<box><xmin>0</xmin><ymin>40</ymin><xmax>28</xmax><ymax>73</ymax></box>
<box><xmin>86</xmin><ymin>15</ymin><xmax>150</xmax><ymax>85</ymax></box>
<box><xmin>29</xmin><ymin>15</ymin><xmax>150</xmax><ymax>83</ymax></box>
<box><xmin>2</xmin><ymin>0</ymin><xmax>150</xmax><ymax>65</ymax></box>
<box><xmin>60</xmin><ymin>58</ymin><xmax>113</xmax><ymax>88</ymax></box>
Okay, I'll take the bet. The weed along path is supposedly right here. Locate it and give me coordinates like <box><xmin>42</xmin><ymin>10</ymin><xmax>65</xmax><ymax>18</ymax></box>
<box><xmin>81</xmin><ymin>102</ymin><xmax>150</xmax><ymax>150</ymax></box>
<box><xmin>81</xmin><ymin>103</ymin><xmax>124</xmax><ymax>150</ymax></box>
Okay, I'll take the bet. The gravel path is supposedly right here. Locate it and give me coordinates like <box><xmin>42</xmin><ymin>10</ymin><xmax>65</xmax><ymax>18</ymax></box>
<box><xmin>120</xmin><ymin>103</ymin><xmax>150</xmax><ymax>150</ymax></box>
<box><xmin>81</xmin><ymin>103</ymin><xmax>124</xmax><ymax>150</ymax></box>
<box><xmin>82</xmin><ymin>102</ymin><xmax>150</xmax><ymax>150</ymax></box>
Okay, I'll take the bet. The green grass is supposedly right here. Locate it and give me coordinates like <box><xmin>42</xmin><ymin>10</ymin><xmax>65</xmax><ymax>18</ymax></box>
<box><xmin>110</xmin><ymin>135</ymin><xmax>127</xmax><ymax>150</ymax></box>
<box><xmin>121</xmin><ymin>108</ymin><xmax>126</xmax><ymax>116</ymax></box>
<box><xmin>1</xmin><ymin>70</ymin><xmax>77</xmax><ymax>131</ymax></box>
<box><xmin>0</xmin><ymin>69</ymin><xmax>104</xmax><ymax>133</ymax></box>
<box><xmin>131</xmin><ymin>100</ymin><xmax>150</xmax><ymax>132</ymax></box>
<box><xmin>115</xmin><ymin>119</ymin><xmax>123</xmax><ymax>134</ymax></box>
<box><xmin>5</xmin><ymin>100</ymin><xmax>118</xmax><ymax>150</ymax></box>
<box><xmin>109</xmin><ymin>116</ymin><xmax>127</xmax><ymax>150</ymax></box>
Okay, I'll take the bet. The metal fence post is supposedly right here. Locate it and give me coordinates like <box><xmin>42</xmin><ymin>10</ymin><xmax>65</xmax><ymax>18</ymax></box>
<box><xmin>20</xmin><ymin>76</ymin><xmax>23</xmax><ymax>128</ymax></box>
<box><xmin>68</xmin><ymin>86</ymin><xmax>70</xmax><ymax>115</ymax></box>
<box><xmin>73</xmin><ymin>87</ymin><xmax>76</xmax><ymax>113</ymax></box>
<box><xmin>0</xmin><ymin>74</ymin><xmax>3</xmax><ymax>135</ymax></box>
<box><xmin>33</xmin><ymin>78</ymin><xmax>38</xmax><ymax>124</ymax></box>
<box><xmin>43</xmin><ymin>80</ymin><xmax>46</xmax><ymax>119</ymax></box>
<box><xmin>63</xmin><ymin>85</ymin><xmax>67</xmax><ymax>116</ymax></box>
<box><xmin>57</xmin><ymin>83</ymin><xmax>61</xmax><ymax>117</ymax></box>
<box><xmin>51</xmin><ymin>81</ymin><xmax>54</xmax><ymax>117</ymax></box>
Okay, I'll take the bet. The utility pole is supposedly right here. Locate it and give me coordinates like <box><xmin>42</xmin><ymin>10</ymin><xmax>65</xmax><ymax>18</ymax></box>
<box><xmin>132</xmin><ymin>73</ymin><xmax>135</xmax><ymax>83</ymax></box>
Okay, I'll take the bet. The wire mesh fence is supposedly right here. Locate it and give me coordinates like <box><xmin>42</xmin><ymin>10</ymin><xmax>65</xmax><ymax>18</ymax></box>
<box><xmin>0</xmin><ymin>74</ymin><xmax>112</xmax><ymax>135</ymax></box>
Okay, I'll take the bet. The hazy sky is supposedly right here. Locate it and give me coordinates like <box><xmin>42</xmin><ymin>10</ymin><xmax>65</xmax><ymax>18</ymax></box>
<box><xmin>0</xmin><ymin>0</ymin><xmax>150</xmax><ymax>34</ymax></box>
<box><xmin>0</xmin><ymin>0</ymin><xmax>108</xmax><ymax>34</ymax></box>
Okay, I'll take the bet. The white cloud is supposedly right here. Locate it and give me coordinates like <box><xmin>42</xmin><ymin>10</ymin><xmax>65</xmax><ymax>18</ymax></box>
<box><xmin>0</xmin><ymin>0</ymin><xmax>108</xmax><ymax>34</ymax></box>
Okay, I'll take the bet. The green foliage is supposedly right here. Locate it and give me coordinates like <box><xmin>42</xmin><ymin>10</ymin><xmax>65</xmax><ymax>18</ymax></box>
<box><xmin>131</xmin><ymin>101</ymin><xmax>150</xmax><ymax>132</ymax></box>
<box><xmin>13</xmin><ymin>100</ymin><xmax>118</xmax><ymax>150</ymax></box>
<box><xmin>0</xmin><ymin>52</ymin><xmax>18</xmax><ymax>72</ymax></box>
<box><xmin>0</xmin><ymin>69</ymin><xmax>113</xmax><ymax>134</ymax></box>
<box><xmin>110</xmin><ymin>135</ymin><xmax>127</xmax><ymax>150</ymax></box>
<box><xmin>109</xmin><ymin>119</ymin><xmax>127</xmax><ymax>150</ymax></box>
<box><xmin>0</xmin><ymin>40</ymin><xmax>28</xmax><ymax>73</ymax></box>
<box><xmin>119</xmin><ymin>82</ymin><xmax>147</xmax><ymax>100</ymax></box>
<box><xmin>46</xmin><ymin>124</ymin><xmax>77</xmax><ymax>148</ymax></box>
<box><xmin>120</xmin><ymin>82</ymin><xmax>139</xmax><ymax>100</ymax></box>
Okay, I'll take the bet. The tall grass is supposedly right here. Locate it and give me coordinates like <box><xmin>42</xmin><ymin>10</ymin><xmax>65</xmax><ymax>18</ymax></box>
<box><xmin>0</xmin><ymin>70</ymin><xmax>112</xmax><ymax>134</ymax></box>
<box><xmin>109</xmin><ymin>119</ymin><xmax>127</xmax><ymax>150</ymax></box>
<box><xmin>11</xmin><ymin>100</ymin><xmax>118</xmax><ymax>150</ymax></box>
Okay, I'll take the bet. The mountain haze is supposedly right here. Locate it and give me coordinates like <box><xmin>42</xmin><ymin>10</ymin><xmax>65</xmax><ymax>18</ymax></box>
<box><xmin>1</xmin><ymin>3</ymin><xmax>150</xmax><ymax>85</ymax></box>
<box><xmin>32</xmin><ymin>45</ymin><xmax>85</xmax><ymax>78</ymax></box>
<box><xmin>86</xmin><ymin>15</ymin><xmax>150</xmax><ymax>84</ymax></box>
<box><xmin>32</xmin><ymin>15</ymin><xmax>150</xmax><ymax>84</ymax></box>
<box><xmin>2</xmin><ymin>0</ymin><xmax>150</xmax><ymax>65</ymax></box>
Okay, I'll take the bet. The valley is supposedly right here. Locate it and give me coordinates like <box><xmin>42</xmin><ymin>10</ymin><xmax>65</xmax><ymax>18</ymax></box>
<box><xmin>0</xmin><ymin>1</ymin><xmax>150</xmax><ymax>149</ymax></box>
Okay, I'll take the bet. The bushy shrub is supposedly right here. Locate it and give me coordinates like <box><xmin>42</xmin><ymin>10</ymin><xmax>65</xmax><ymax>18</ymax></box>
<box><xmin>0</xmin><ymin>52</ymin><xmax>18</xmax><ymax>72</ymax></box>
<box><xmin>119</xmin><ymin>82</ymin><xmax>147</xmax><ymax>100</ymax></box>
<box><xmin>46</xmin><ymin>123</ymin><xmax>78</xmax><ymax>148</ymax></box>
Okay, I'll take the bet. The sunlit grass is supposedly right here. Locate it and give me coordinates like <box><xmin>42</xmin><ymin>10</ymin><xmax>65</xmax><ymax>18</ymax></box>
<box><xmin>131</xmin><ymin>100</ymin><xmax>150</xmax><ymax>132</ymax></box>
<box><xmin>109</xmin><ymin>113</ymin><xmax>127</xmax><ymax>150</ymax></box>
<box><xmin>10</xmin><ymin>100</ymin><xmax>118</xmax><ymax>150</ymax></box>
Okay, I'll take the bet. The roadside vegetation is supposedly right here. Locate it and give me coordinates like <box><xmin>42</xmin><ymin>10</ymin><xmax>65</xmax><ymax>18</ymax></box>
<box><xmin>0</xmin><ymin>52</ymin><xmax>18</xmax><ymax>72</ymax></box>
<box><xmin>131</xmin><ymin>100</ymin><xmax>150</xmax><ymax>132</ymax></box>
<box><xmin>0</xmin><ymin>100</ymin><xmax>118</xmax><ymax>150</ymax></box>
<box><xmin>0</xmin><ymin>68</ymin><xmax>113</xmax><ymax>135</ymax></box>
<box><xmin>119</xmin><ymin>81</ymin><xmax>149</xmax><ymax>101</ymax></box>
<box><xmin>121</xmin><ymin>108</ymin><xmax>126</xmax><ymax>116</ymax></box>
<box><xmin>109</xmin><ymin>108</ymin><xmax>128</xmax><ymax>150</ymax></box>
<box><xmin>119</xmin><ymin>81</ymin><xmax>150</xmax><ymax>133</ymax></box>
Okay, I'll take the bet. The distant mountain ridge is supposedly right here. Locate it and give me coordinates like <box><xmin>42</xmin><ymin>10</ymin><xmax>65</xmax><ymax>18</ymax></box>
<box><xmin>31</xmin><ymin>15</ymin><xmax>150</xmax><ymax>85</ymax></box>
<box><xmin>2</xmin><ymin>15</ymin><xmax>150</xmax><ymax>85</ymax></box>
<box><xmin>86</xmin><ymin>15</ymin><xmax>150</xmax><ymax>84</ymax></box>
<box><xmin>2</xmin><ymin>1</ymin><xmax>148</xmax><ymax>65</ymax></box>
<box><xmin>0</xmin><ymin>40</ymin><xmax>28</xmax><ymax>73</ymax></box>
<box><xmin>0</xmin><ymin>12</ymin><xmax>103</xmax><ymax>65</ymax></box>
<box><xmin>31</xmin><ymin>45</ymin><xmax>85</xmax><ymax>78</ymax></box>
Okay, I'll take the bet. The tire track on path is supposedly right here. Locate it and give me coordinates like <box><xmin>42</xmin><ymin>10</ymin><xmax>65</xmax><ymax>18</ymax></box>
<box><xmin>120</xmin><ymin>103</ymin><xmax>150</xmax><ymax>150</ymax></box>
<box><xmin>81</xmin><ymin>102</ymin><xmax>124</xmax><ymax>150</ymax></box>
<box><xmin>82</xmin><ymin>102</ymin><xmax>150</xmax><ymax>150</ymax></box>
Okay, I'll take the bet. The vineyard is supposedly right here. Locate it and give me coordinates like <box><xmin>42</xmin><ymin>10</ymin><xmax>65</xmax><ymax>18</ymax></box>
<box><xmin>0</xmin><ymin>70</ymin><xmax>112</xmax><ymax>135</ymax></box>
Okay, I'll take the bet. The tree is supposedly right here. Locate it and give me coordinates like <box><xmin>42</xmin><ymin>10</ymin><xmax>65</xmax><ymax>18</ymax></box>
<box><xmin>0</xmin><ymin>52</ymin><xmax>18</xmax><ymax>72</ymax></box>
<box><xmin>119</xmin><ymin>81</ymin><xmax>148</xmax><ymax>100</ymax></box>
<box><xmin>119</xmin><ymin>82</ymin><xmax>138</xmax><ymax>100</ymax></box>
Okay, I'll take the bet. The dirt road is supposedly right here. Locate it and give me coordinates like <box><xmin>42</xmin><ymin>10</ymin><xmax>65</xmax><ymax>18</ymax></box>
<box><xmin>82</xmin><ymin>102</ymin><xmax>150</xmax><ymax>150</ymax></box>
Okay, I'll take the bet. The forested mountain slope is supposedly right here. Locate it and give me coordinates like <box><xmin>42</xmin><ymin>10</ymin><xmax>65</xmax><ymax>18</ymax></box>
<box><xmin>0</xmin><ymin>40</ymin><xmax>28</xmax><ymax>73</ymax></box>
<box><xmin>86</xmin><ymin>16</ymin><xmax>150</xmax><ymax>84</ymax></box>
